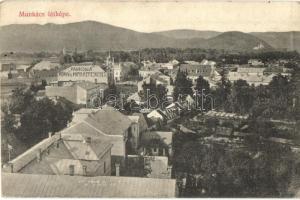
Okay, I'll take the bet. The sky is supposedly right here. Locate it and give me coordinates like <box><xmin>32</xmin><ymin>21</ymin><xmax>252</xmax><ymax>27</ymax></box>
<box><xmin>0</xmin><ymin>0</ymin><xmax>300</xmax><ymax>32</ymax></box>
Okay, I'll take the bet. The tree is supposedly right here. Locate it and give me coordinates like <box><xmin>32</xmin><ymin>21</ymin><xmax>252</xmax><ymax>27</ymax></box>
<box><xmin>194</xmin><ymin>75</ymin><xmax>210</xmax><ymax>94</ymax></box>
<box><xmin>173</xmin><ymin>69</ymin><xmax>193</xmax><ymax>101</ymax></box>
<box><xmin>2</xmin><ymin>113</ymin><xmax>17</xmax><ymax>134</ymax></box>
<box><xmin>140</xmin><ymin>81</ymin><xmax>167</xmax><ymax>109</ymax></box>
<box><xmin>174</xmin><ymin>139</ymin><xmax>295</xmax><ymax>197</ymax></box>
<box><xmin>228</xmin><ymin>80</ymin><xmax>254</xmax><ymax>114</ymax></box>
<box><xmin>194</xmin><ymin>75</ymin><xmax>211</xmax><ymax>110</ymax></box>
<box><xmin>9</xmin><ymin>87</ymin><xmax>34</xmax><ymax>114</ymax></box>
<box><xmin>17</xmin><ymin>97</ymin><xmax>73</xmax><ymax>145</ymax></box>
<box><xmin>213</xmin><ymin>69</ymin><xmax>232</xmax><ymax>111</ymax></box>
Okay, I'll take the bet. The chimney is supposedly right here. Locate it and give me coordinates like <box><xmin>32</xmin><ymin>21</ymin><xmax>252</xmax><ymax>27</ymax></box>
<box><xmin>56</xmin><ymin>141</ymin><xmax>60</xmax><ymax>148</ymax></box>
<box><xmin>69</xmin><ymin>165</ymin><xmax>75</xmax><ymax>176</ymax></box>
<box><xmin>162</xmin><ymin>148</ymin><xmax>166</xmax><ymax>156</ymax></box>
<box><xmin>86</xmin><ymin>137</ymin><xmax>91</xmax><ymax>144</ymax></box>
<box><xmin>9</xmin><ymin>163</ymin><xmax>13</xmax><ymax>173</ymax></box>
<box><xmin>115</xmin><ymin>163</ymin><xmax>120</xmax><ymax>176</ymax></box>
<box><xmin>48</xmin><ymin>132</ymin><xmax>52</xmax><ymax>138</ymax></box>
<box><xmin>36</xmin><ymin>148</ymin><xmax>42</xmax><ymax>162</ymax></box>
<box><xmin>83</xmin><ymin>165</ymin><xmax>87</xmax><ymax>176</ymax></box>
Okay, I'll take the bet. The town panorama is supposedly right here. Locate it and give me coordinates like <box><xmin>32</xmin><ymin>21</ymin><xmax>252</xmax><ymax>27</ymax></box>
<box><xmin>1</xmin><ymin>3</ymin><xmax>300</xmax><ymax>198</ymax></box>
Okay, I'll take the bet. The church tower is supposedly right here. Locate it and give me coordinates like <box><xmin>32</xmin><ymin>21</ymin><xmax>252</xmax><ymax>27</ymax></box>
<box><xmin>106</xmin><ymin>51</ymin><xmax>115</xmax><ymax>86</ymax></box>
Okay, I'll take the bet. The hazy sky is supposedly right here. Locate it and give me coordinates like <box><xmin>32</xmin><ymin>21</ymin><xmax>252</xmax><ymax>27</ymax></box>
<box><xmin>1</xmin><ymin>0</ymin><xmax>300</xmax><ymax>32</ymax></box>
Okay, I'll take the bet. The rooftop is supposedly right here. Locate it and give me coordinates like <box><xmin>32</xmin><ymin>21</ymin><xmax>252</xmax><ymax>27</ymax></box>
<box><xmin>32</xmin><ymin>61</ymin><xmax>60</xmax><ymax>71</ymax></box>
<box><xmin>178</xmin><ymin>64</ymin><xmax>212</xmax><ymax>77</ymax></box>
<box><xmin>237</xmin><ymin>67</ymin><xmax>266</xmax><ymax>73</ymax></box>
<box><xmin>205</xmin><ymin>110</ymin><xmax>249</xmax><ymax>120</ymax></box>
<box><xmin>75</xmin><ymin>81</ymin><xmax>107</xmax><ymax>90</ymax></box>
<box><xmin>2</xmin><ymin>133</ymin><xmax>112</xmax><ymax>174</ymax></box>
<box><xmin>84</xmin><ymin>106</ymin><xmax>133</xmax><ymax>136</ymax></box>
<box><xmin>2</xmin><ymin>173</ymin><xmax>177</xmax><ymax>197</ymax></box>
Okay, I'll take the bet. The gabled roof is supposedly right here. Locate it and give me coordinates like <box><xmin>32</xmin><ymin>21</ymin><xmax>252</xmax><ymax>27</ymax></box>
<box><xmin>84</xmin><ymin>106</ymin><xmax>132</xmax><ymax>136</ymax></box>
<box><xmin>2</xmin><ymin>133</ymin><xmax>112</xmax><ymax>174</ymax></box>
<box><xmin>2</xmin><ymin>173</ymin><xmax>177</xmax><ymax>197</ymax></box>
<box><xmin>32</xmin><ymin>61</ymin><xmax>60</xmax><ymax>71</ymax></box>
<box><xmin>2</xmin><ymin>135</ymin><xmax>61</xmax><ymax>173</ymax></box>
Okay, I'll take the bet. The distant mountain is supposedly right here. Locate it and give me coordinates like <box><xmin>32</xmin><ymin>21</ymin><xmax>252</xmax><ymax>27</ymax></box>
<box><xmin>251</xmin><ymin>32</ymin><xmax>300</xmax><ymax>52</ymax></box>
<box><xmin>153</xmin><ymin>29</ymin><xmax>221</xmax><ymax>39</ymax></box>
<box><xmin>201</xmin><ymin>31</ymin><xmax>274</xmax><ymax>51</ymax></box>
<box><xmin>0</xmin><ymin>21</ymin><xmax>180</xmax><ymax>52</ymax></box>
<box><xmin>0</xmin><ymin>21</ymin><xmax>275</xmax><ymax>52</ymax></box>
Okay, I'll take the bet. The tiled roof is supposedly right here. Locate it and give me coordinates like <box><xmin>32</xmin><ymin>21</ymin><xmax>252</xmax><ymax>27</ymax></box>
<box><xmin>84</xmin><ymin>106</ymin><xmax>132</xmax><ymax>136</ymax></box>
<box><xmin>2</xmin><ymin>133</ymin><xmax>112</xmax><ymax>174</ymax></box>
<box><xmin>63</xmin><ymin>139</ymin><xmax>111</xmax><ymax>161</ymax></box>
<box><xmin>61</xmin><ymin>122</ymin><xmax>125</xmax><ymax>156</ymax></box>
<box><xmin>46</xmin><ymin>158</ymin><xmax>83</xmax><ymax>175</ymax></box>
<box><xmin>2</xmin><ymin>173</ymin><xmax>177</xmax><ymax>197</ymax></box>
<box><xmin>205</xmin><ymin>110</ymin><xmax>248</xmax><ymax>120</ymax></box>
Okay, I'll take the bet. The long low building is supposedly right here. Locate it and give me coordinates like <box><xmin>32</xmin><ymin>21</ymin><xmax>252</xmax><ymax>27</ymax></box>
<box><xmin>1</xmin><ymin>173</ymin><xmax>178</xmax><ymax>197</ymax></box>
<box><xmin>45</xmin><ymin>81</ymin><xmax>108</xmax><ymax>105</ymax></box>
<box><xmin>58</xmin><ymin>64</ymin><xmax>108</xmax><ymax>84</ymax></box>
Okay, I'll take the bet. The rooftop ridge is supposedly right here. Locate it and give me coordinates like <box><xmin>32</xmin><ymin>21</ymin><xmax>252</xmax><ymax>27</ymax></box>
<box><xmin>3</xmin><ymin>134</ymin><xmax>61</xmax><ymax>172</ymax></box>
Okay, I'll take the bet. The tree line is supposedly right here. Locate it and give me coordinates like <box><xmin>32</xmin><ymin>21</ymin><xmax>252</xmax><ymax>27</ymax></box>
<box><xmin>2</xmin><ymin>86</ymin><xmax>75</xmax><ymax>146</ymax></box>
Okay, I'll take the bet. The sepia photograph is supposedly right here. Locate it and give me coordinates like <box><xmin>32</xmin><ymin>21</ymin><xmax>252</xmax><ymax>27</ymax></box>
<box><xmin>0</xmin><ymin>0</ymin><xmax>300</xmax><ymax>198</ymax></box>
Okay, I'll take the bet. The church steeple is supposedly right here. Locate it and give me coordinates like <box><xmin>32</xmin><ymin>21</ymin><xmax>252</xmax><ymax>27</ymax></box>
<box><xmin>106</xmin><ymin>51</ymin><xmax>115</xmax><ymax>87</ymax></box>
